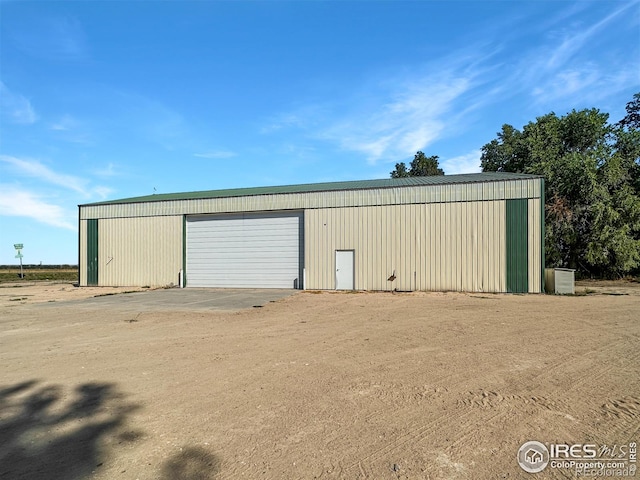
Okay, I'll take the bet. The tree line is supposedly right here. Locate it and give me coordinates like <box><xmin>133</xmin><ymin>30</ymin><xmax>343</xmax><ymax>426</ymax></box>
<box><xmin>390</xmin><ymin>93</ymin><xmax>640</xmax><ymax>279</ymax></box>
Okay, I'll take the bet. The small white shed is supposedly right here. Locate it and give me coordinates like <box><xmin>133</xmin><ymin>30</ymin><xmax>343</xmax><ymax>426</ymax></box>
<box><xmin>545</xmin><ymin>268</ymin><xmax>575</xmax><ymax>294</ymax></box>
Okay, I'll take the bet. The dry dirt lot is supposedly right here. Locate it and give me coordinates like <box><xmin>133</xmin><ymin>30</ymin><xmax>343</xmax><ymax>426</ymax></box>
<box><xmin>1</xmin><ymin>283</ymin><xmax>639</xmax><ymax>479</ymax></box>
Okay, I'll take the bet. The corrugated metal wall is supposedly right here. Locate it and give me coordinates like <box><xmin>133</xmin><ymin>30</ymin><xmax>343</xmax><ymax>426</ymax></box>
<box><xmin>506</xmin><ymin>199</ymin><xmax>529</xmax><ymax>293</ymax></box>
<box><xmin>528</xmin><ymin>198</ymin><xmax>542</xmax><ymax>293</ymax></box>
<box><xmin>86</xmin><ymin>219</ymin><xmax>99</xmax><ymax>285</ymax></box>
<box><xmin>97</xmin><ymin>216</ymin><xmax>183</xmax><ymax>287</ymax></box>
<box><xmin>78</xmin><ymin>178</ymin><xmax>543</xmax><ymax>292</ymax></box>
<box><xmin>305</xmin><ymin>200</ymin><xmax>512</xmax><ymax>293</ymax></box>
<box><xmin>80</xmin><ymin>179</ymin><xmax>541</xmax><ymax>220</ymax></box>
<box><xmin>79</xmin><ymin>220</ymin><xmax>87</xmax><ymax>286</ymax></box>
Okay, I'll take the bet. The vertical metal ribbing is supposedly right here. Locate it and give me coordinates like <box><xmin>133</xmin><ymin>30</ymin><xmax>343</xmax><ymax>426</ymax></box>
<box><xmin>86</xmin><ymin>219</ymin><xmax>98</xmax><ymax>286</ymax></box>
<box><xmin>506</xmin><ymin>199</ymin><xmax>528</xmax><ymax>293</ymax></box>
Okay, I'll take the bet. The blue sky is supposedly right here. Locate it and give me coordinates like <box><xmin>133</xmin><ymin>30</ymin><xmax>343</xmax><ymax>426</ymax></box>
<box><xmin>0</xmin><ymin>1</ymin><xmax>638</xmax><ymax>264</ymax></box>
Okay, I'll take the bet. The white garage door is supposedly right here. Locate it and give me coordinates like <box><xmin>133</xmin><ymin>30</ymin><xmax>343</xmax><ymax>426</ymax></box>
<box><xmin>186</xmin><ymin>211</ymin><xmax>302</xmax><ymax>288</ymax></box>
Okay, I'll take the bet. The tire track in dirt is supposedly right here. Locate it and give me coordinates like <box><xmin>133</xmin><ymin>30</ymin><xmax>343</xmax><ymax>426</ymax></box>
<box><xmin>227</xmin><ymin>374</ymin><xmax>470</xmax><ymax>479</ymax></box>
<box><xmin>333</xmin><ymin>371</ymin><xmax>509</xmax><ymax>478</ymax></box>
<box><xmin>501</xmin><ymin>338</ymin><xmax>636</xmax><ymax>408</ymax></box>
<box><xmin>524</xmin><ymin>339</ymin><xmax>640</xmax><ymax>444</ymax></box>
<box><xmin>340</xmin><ymin>409</ymin><xmax>478</xmax><ymax>478</ymax></box>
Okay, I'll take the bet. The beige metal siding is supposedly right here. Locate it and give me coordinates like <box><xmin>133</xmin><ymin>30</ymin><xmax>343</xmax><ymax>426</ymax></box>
<box><xmin>79</xmin><ymin>177</ymin><xmax>543</xmax><ymax>292</ymax></box>
<box><xmin>79</xmin><ymin>219</ymin><xmax>87</xmax><ymax>286</ymax></box>
<box><xmin>81</xmin><ymin>179</ymin><xmax>542</xmax><ymax>220</ymax></box>
<box><xmin>528</xmin><ymin>198</ymin><xmax>542</xmax><ymax>293</ymax></box>
<box><xmin>98</xmin><ymin>216</ymin><xmax>182</xmax><ymax>287</ymax></box>
<box><xmin>305</xmin><ymin>201</ymin><xmax>507</xmax><ymax>292</ymax></box>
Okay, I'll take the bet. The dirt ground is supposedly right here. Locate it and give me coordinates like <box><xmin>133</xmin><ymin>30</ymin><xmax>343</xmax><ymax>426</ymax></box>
<box><xmin>1</xmin><ymin>283</ymin><xmax>638</xmax><ymax>479</ymax></box>
<box><xmin>0</xmin><ymin>281</ymin><xmax>147</xmax><ymax>305</ymax></box>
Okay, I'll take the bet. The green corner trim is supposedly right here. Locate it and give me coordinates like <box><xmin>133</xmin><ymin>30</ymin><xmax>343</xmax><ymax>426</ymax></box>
<box><xmin>506</xmin><ymin>199</ymin><xmax>528</xmax><ymax>293</ymax></box>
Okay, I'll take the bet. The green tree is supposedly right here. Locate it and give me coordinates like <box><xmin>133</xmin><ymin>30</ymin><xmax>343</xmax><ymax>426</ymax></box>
<box><xmin>390</xmin><ymin>151</ymin><xmax>444</xmax><ymax>178</ymax></box>
<box><xmin>390</xmin><ymin>162</ymin><xmax>409</xmax><ymax>178</ymax></box>
<box><xmin>618</xmin><ymin>92</ymin><xmax>640</xmax><ymax>130</ymax></box>
<box><xmin>480</xmin><ymin>97</ymin><xmax>640</xmax><ymax>278</ymax></box>
<box><xmin>616</xmin><ymin>92</ymin><xmax>640</xmax><ymax>194</ymax></box>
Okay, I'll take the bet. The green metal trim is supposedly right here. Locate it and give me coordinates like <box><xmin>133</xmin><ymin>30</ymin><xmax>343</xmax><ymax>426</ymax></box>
<box><xmin>86</xmin><ymin>219</ymin><xmax>98</xmax><ymax>286</ymax></box>
<box><xmin>81</xmin><ymin>172</ymin><xmax>545</xmax><ymax>206</ymax></box>
<box><xmin>540</xmin><ymin>178</ymin><xmax>546</xmax><ymax>293</ymax></box>
<box><xmin>506</xmin><ymin>199</ymin><xmax>528</xmax><ymax>293</ymax></box>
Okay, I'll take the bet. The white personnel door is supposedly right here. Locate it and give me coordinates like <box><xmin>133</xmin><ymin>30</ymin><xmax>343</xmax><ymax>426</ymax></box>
<box><xmin>335</xmin><ymin>250</ymin><xmax>354</xmax><ymax>290</ymax></box>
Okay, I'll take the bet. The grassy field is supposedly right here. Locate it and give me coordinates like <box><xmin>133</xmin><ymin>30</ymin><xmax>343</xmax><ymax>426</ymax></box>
<box><xmin>0</xmin><ymin>267</ymin><xmax>78</xmax><ymax>283</ymax></box>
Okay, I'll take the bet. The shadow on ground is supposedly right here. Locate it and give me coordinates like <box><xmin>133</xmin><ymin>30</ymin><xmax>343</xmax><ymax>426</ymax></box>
<box><xmin>160</xmin><ymin>446</ymin><xmax>220</xmax><ymax>480</ymax></box>
<box><xmin>0</xmin><ymin>379</ymin><xmax>141</xmax><ymax>479</ymax></box>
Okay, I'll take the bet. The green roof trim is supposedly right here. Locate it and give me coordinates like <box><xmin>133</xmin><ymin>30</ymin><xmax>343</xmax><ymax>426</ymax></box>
<box><xmin>81</xmin><ymin>172</ymin><xmax>542</xmax><ymax>206</ymax></box>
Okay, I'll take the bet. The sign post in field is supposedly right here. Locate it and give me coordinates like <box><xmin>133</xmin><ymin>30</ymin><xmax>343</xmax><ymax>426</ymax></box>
<box><xmin>14</xmin><ymin>244</ymin><xmax>24</xmax><ymax>279</ymax></box>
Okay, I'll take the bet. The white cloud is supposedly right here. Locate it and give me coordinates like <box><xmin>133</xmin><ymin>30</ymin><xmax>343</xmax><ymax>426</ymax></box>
<box><xmin>260</xmin><ymin>113</ymin><xmax>307</xmax><ymax>134</ymax></box>
<box><xmin>516</xmin><ymin>2</ymin><xmax>639</xmax><ymax>107</ymax></box>
<box><xmin>532</xmin><ymin>68</ymin><xmax>598</xmax><ymax>99</ymax></box>
<box><xmin>440</xmin><ymin>150</ymin><xmax>482</xmax><ymax>175</ymax></box>
<box><xmin>92</xmin><ymin>163</ymin><xmax>119</xmax><ymax>178</ymax></box>
<box><xmin>0</xmin><ymin>82</ymin><xmax>38</xmax><ymax>125</ymax></box>
<box><xmin>544</xmin><ymin>2</ymin><xmax>636</xmax><ymax>72</ymax></box>
<box><xmin>93</xmin><ymin>186</ymin><xmax>113</xmax><ymax>199</ymax></box>
<box><xmin>48</xmin><ymin>114</ymin><xmax>93</xmax><ymax>144</ymax></box>
<box><xmin>532</xmin><ymin>65</ymin><xmax>637</xmax><ymax>106</ymax></box>
<box><xmin>326</xmin><ymin>74</ymin><xmax>474</xmax><ymax>163</ymax></box>
<box><xmin>260</xmin><ymin>43</ymin><xmax>498</xmax><ymax>166</ymax></box>
<box><xmin>50</xmin><ymin>114</ymin><xmax>76</xmax><ymax>131</ymax></box>
<box><xmin>193</xmin><ymin>151</ymin><xmax>237</xmax><ymax>159</ymax></box>
<box><xmin>260</xmin><ymin>104</ymin><xmax>332</xmax><ymax>134</ymax></box>
<box><xmin>263</xmin><ymin>1</ymin><xmax>636</xmax><ymax>168</ymax></box>
<box><xmin>0</xmin><ymin>155</ymin><xmax>88</xmax><ymax>195</ymax></box>
<box><xmin>0</xmin><ymin>185</ymin><xmax>76</xmax><ymax>230</ymax></box>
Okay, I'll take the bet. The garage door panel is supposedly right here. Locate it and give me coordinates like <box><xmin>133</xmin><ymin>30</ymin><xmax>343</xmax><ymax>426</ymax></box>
<box><xmin>193</xmin><ymin>239</ymin><xmax>299</xmax><ymax>247</ymax></box>
<box><xmin>186</xmin><ymin>212</ymin><xmax>302</xmax><ymax>288</ymax></box>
